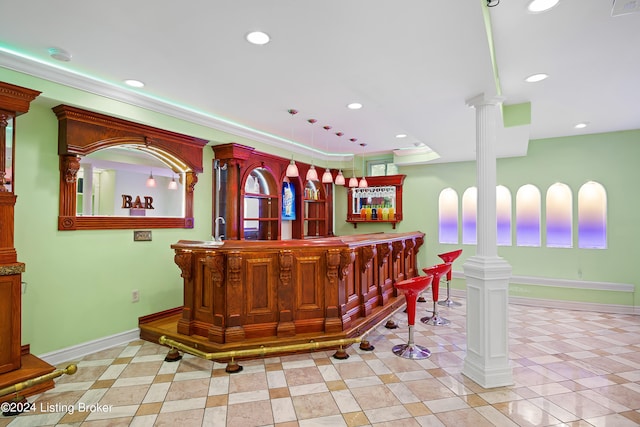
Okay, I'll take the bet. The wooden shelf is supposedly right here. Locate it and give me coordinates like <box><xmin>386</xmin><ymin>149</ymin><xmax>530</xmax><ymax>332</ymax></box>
<box><xmin>345</xmin><ymin>175</ymin><xmax>405</xmax><ymax>229</ymax></box>
<box><xmin>346</xmin><ymin>219</ymin><xmax>400</xmax><ymax>229</ymax></box>
<box><xmin>212</xmin><ymin>143</ymin><xmax>334</xmax><ymax>240</ymax></box>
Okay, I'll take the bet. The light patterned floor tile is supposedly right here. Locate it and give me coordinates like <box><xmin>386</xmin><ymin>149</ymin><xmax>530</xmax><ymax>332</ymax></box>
<box><xmin>2</xmin><ymin>304</ymin><xmax>639</xmax><ymax>427</ymax></box>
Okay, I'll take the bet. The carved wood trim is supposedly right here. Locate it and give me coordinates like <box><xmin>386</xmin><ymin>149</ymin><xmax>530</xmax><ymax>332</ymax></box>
<box><xmin>227</xmin><ymin>252</ymin><xmax>242</xmax><ymax>286</ymax></box>
<box><xmin>326</xmin><ymin>249</ymin><xmax>341</xmax><ymax>285</ymax></box>
<box><xmin>360</xmin><ymin>245</ymin><xmax>376</xmax><ymax>274</ymax></box>
<box><xmin>53</xmin><ymin>105</ymin><xmax>208</xmax><ymax>171</ymax></box>
<box><xmin>404</xmin><ymin>238</ymin><xmax>415</xmax><ymax>259</ymax></box>
<box><xmin>174</xmin><ymin>252</ymin><xmax>193</xmax><ymax>280</ymax></box>
<box><xmin>392</xmin><ymin>240</ymin><xmax>404</xmax><ymax>261</ymax></box>
<box><xmin>61</xmin><ymin>155</ymin><xmax>80</xmax><ymax>184</ymax></box>
<box><xmin>53</xmin><ymin>105</ymin><xmax>207</xmax><ymax>231</ymax></box>
<box><xmin>204</xmin><ymin>254</ymin><xmax>225</xmax><ymax>286</ymax></box>
<box><xmin>279</xmin><ymin>250</ymin><xmax>294</xmax><ymax>285</ymax></box>
<box><xmin>0</xmin><ymin>82</ymin><xmax>41</xmax><ymax>116</ymax></box>
<box><xmin>414</xmin><ymin>236</ymin><xmax>425</xmax><ymax>254</ymax></box>
<box><xmin>338</xmin><ymin>249</ymin><xmax>354</xmax><ymax>280</ymax></box>
<box><xmin>376</xmin><ymin>242</ymin><xmax>391</xmax><ymax>266</ymax></box>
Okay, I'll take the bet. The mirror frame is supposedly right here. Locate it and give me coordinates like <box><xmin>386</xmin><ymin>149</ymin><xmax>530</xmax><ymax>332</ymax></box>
<box><xmin>53</xmin><ymin>105</ymin><xmax>208</xmax><ymax>231</ymax></box>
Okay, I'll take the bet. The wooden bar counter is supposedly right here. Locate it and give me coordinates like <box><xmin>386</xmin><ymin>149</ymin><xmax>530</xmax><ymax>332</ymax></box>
<box><xmin>139</xmin><ymin>231</ymin><xmax>424</xmax><ymax>355</ymax></box>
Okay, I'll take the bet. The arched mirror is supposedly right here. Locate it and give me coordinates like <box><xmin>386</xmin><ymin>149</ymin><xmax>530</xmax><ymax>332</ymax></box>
<box><xmin>54</xmin><ymin>105</ymin><xmax>207</xmax><ymax>231</ymax></box>
<box><xmin>77</xmin><ymin>146</ymin><xmax>185</xmax><ymax>217</ymax></box>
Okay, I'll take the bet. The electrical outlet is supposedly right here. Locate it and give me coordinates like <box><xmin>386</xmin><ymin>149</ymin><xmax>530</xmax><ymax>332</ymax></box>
<box><xmin>132</xmin><ymin>289</ymin><xmax>140</xmax><ymax>303</ymax></box>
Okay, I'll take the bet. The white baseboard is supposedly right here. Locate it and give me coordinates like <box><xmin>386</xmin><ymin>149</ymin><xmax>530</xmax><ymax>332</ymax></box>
<box><xmin>451</xmin><ymin>271</ymin><xmax>635</xmax><ymax>292</ymax></box>
<box><xmin>507</xmin><ymin>296</ymin><xmax>637</xmax><ymax>314</ymax></box>
<box><xmin>37</xmin><ymin>328</ymin><xmax>140</xmax><ymax>366</ymax></box>
<box><xmin>447</xmin><ymin>288</ymin><xmax>637</xmax><ymax>315</ymax></box>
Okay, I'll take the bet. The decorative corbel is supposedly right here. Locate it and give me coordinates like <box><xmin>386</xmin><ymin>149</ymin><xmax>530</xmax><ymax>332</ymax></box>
<box><xmin>326</xmin><ymin>249</ymin><xmax>342</xmax><ymax>285</ymax></box>
<box><xmin>360</xmin><ymin>245</ymin><xmax>376</xmax><ymax>274</ymax></box>
<box><xmin>174</xmin><ymin>251</ymin><xmax>193</xmax><ymax>280</ymax></box>
<box><xmin>186</xmin><ymin>171</ymin><xmax>198</xmax><ymax>193</ymax></box>
<box><xmin>227</xmin><ymin>251</ymin><xmax>242</xmax><ymax>286</ymax></box>
<box><xmin>404</xmin><ymin>238</ymin><xmax>415</xmax><ymax>259</ymax></box>
<box><xmin>338</xmin><ymin>248</ymin><xmax>355</xmax><ymax>280</ymax></box>
<box><xmin>61</xmin><ymin>155</ymin><xmax>81</xmax><ymax>184</ymax></box>
<box><xmin>392</xmin><ymin>240</ymin><xmax>405</xmax><ymax>261</ymax></box>
<box><xmin>204</xmin><ymin>254</ymin><xmax>225</xmax><ymax>286</ymax></box>
<box><xmin>376</xmin><ymin>242</ymin><xmax>391</xmax><ymax>266</ymax></box>
<box><xmin>279</xmin><ymin>250</ymin><xmax>294</xmax><ymax>285</ymax></box>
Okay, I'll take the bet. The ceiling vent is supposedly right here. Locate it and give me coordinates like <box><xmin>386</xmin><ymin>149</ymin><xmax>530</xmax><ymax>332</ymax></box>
<box><xmin>611</xmin><ymin>0</ymin><xmax>640</xmax><ymax>16</ymax></box>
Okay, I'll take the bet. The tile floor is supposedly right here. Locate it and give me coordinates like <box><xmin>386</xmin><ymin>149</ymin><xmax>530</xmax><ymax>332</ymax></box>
<box><xmin>1</xmin><ymin>302</ymin><xmax>640</xmax><ymax>426</ymax></box>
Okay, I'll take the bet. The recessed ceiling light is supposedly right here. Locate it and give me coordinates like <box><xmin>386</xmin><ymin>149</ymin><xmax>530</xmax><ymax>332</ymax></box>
<box><xmin>525</xmin><ymin>73</ymin><xmax>549</xmax><ymax>83</ymax></box>
<box><xmin>574</xmin><ymin>122</ymin><xmax>588</xmax><ymax>129</ymax></box>
<box><xmin>347</xmin><ymin>102</ymin><xmax>363</xmax><ymax>110</ymax></box>
<box><xmin>48</xmin><ymin>47</ymin><xmax>72</xmax><ymax>62</ymax></box>
<box><xmin>124</xmin><ymin>79</ymin><xmax>145</xmax><ymax>88</ymax></box>
<box><xmin>246</xmin><ymin>31</ymin><xmax>270</xmax><ymax>45</ymax></box>
<box><xmin>527</xmin><ymin>0</ymin><xmax>560</xmax><ymax>13</ymax></box>
<box><xmin>395</xmin><ymin>134</ymin><xmax>408</xmax><ymax>139</ymax></box>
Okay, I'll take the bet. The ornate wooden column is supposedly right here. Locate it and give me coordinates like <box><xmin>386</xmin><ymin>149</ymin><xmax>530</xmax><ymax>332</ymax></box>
<box><xmin>0</xmin><ymin>81</ymin><xmax>57</xmax><ymax>403</ymax></box>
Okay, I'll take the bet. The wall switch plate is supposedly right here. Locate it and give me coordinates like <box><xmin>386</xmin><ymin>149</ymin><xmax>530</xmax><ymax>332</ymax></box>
<box><xmin>134</xmin><ymin>230</ymin><xmax>152</xmax><ymax>241</ymax></box>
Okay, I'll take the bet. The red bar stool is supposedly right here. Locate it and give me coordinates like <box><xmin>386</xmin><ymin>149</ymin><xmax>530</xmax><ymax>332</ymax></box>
<box><xmin>437</xmin><ymin>249</ymin><xmax>462</xmax><ymax>308</ymax></box>
<box><xmin>420</xmin><ymin>263</ymin><xmax>452</xmax><ymax>326</ymax></box>
<box><xmin>392</xmin><ymin>274</ymin><xmax>434</xmax><ymax>359</ymax></box>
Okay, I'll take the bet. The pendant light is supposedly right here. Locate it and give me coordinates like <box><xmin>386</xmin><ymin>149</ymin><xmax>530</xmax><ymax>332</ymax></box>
<box><xmin>168</xmin><ymin>174</ymin><xmax>178</xmax><ymax>190</ymax></box>
<box><xmin>358</xmin><ymin>143</ymin><xmax>368</xmax><ymax>188</ymax></box>
<box><xmin>321</xmin><ymin>125</ymin><xmax>333</xmax><ymax>184</ymax></box>
<box><xmin>305</xmin><ymin>119</ymin><xmax>318</xmax><ymax>181</ymax></box>
<box><xmin>334</xmin><ymin>132</ymin><xmax>346</xmax><ymax>185</ymax></box>
<box><xmin>348</xmin><ymin>138</ymin><xmax>359</xmax><ymax>187</ymax></box>
<box><xmin>146</xmin><ymin>169</ymin><xmax>156</xmax><ymax>187</ymax></box>
<box><xmin>285</xmin><ymin>109</ymin><xmax>299</xmax><ymax>178</ymax></box>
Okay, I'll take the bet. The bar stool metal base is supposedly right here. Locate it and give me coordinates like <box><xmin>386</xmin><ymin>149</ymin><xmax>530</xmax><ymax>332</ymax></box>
<box><xmin>437</xmin><ymin>279</ymin><xmax>461</xmax><ymax>307</ymax></box>
<box><xmin>437</xmin><ymin>298</ymin><xmax>462</xmax><ymax>308</ymax></box>
<box><xmin>392</xmin><ymin>324</ymin><xmax>431</xmax><ymax>360</ymax></box>
<box><xmin>420</xmin><ymin>314</ymin><xmax>451</xmax><ymax>326</ymax></box>
<box><xmin>392</xmin><ymin>343</ymin><xmax>431</xmax><ymax>359</ymax></box>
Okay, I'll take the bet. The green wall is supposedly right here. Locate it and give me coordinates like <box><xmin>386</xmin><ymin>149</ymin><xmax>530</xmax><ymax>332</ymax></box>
<box><xmin>3</xmin><ymin>68</ymin><xmax>638</xmax><ymax>357</ymax></box>
<box><xmin>336</xmin><ymin>130</ymin><xmax>640</xmax><ymax>308</ymax></box>
<box><xmin>15</xmin><ymin>103</ymin><xmax>214</xmax><ymax>354</ymax></box>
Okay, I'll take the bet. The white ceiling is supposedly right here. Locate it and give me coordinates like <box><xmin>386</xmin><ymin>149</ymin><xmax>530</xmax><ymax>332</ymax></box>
<box><xmin>1</xmin><ymin>0</ymin><xmax>638</xmax><ymax>164</ymax></box>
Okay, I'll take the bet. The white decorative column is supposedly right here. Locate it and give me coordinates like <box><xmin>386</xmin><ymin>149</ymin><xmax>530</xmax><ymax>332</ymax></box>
<box><xmin>81</xmin><ymin>163</ymin><xmax>93</xmax><ymax>216</ymax></box>
<box><xmin>462</xmin><ymin>94</ymin><xmax>513</xmax><ymax>388</ymax></box>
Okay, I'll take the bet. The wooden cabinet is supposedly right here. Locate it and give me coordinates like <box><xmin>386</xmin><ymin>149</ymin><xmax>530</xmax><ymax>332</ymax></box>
<box><xmin>212</xmin><ymin>143</ymin><xmax>334</xmax><ymax>240</ymax></box>
<box><xmin>0</xmin><ymin>81</ymin><xmax>56</xmax><ymax>402</ymax></box>
<box><xmin>345</xmin><ymin>174</ymin><xmax>405</xmax><ymax>228</ymax></box>
<box><xmin>0</xmin><ymin>273</ymin><xmax>21</xmax><ymax>374</ymax></box>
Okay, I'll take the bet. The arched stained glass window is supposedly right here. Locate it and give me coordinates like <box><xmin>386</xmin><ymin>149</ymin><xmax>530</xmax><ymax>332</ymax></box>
<box><xmin>546</xmin><ymin>183</ymin><xmax>573</xmax><ymax>248</ymax></box>
<box><xmin>438</xmin><ymin>188</ymin><xmax>459</xmax><ymax>244</ymax></box>
<box><xmin>496</xmin><ymin>185</ymin><xmax>512</xmax><ymax>246</ymax></box>
<box><xmin>462</xmin><ymin>187</ymin><xmax>477</xmax><ymax>245</ymax></box>
<box><xmin>516</xmin><ymin>184</ymin><xmax>541</xmax><ymax>247</ymax></box>
<box><xmin>578</xmin><ymin>181</ymin><xmax>607</xmax><ymax>249</ymax></box>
